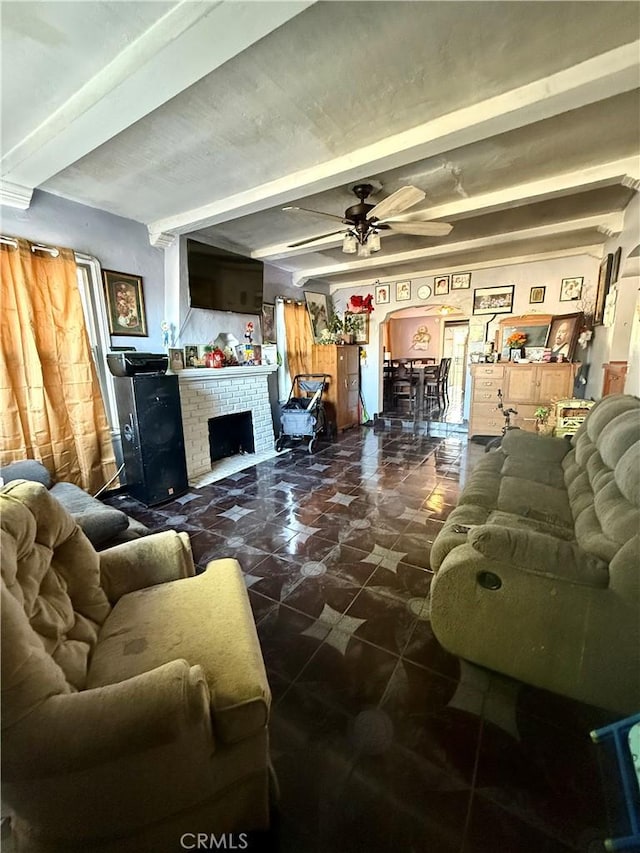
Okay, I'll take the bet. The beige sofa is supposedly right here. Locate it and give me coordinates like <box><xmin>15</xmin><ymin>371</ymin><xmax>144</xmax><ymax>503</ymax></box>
<box><xmin>1</xmin><ymin>480</ymin><xmax>272</xmax><ymax>852</ymax></box>
<box><xmin>430</xmin><ymin>394</ymin><xmax>640</xmax><ymax>715</ymax></box>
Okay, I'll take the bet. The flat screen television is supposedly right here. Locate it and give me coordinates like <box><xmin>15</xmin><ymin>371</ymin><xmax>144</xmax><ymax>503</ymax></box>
<box><xmin>186</xmin><ymin>239</ymin><xmax>263</xmax><ymax>314</ymax></box>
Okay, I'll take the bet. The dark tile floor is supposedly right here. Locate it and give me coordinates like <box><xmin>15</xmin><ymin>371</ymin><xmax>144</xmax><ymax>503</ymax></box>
<box><xmin>107</xmin><ymin>427</ymin><xmax>622</xmax><ymax>853</ymax></box>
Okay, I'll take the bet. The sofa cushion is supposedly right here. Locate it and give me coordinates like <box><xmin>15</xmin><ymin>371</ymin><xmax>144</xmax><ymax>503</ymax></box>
<box><xmin>584</xmin><ymin>395</ymin><xmax>640</xmax><ymax>444</ymax></box>
<box><xmin>598</xmin><ymin>410</ymin><xmax>640</xmax><ymax>473</ymax></box>
<box><xmin>616</xmin><ymin>442</ymin><xmax>640</xmax><ymax>507</ymax></box>
<box><xmin>501</xmin><ymin>429</ymin><xmax>570</xmax><ymax>463</ymax></box>
<box><xmin>88</xmin><ymin>559</ymin><xmax>270</xmax><ymax>744</ymax></box>
<box><xmin>1</xmin><ymin>460</ymin><xmax>52</xmax><ymax>488</ymax></box>
<box><xmin>50</xmin><ymin>483</ymin><xmax>129</xmax><ymax>547</ymax></box>
<box><xmin>501</xmin><ymin>456</ymin><xmax>566</xmax><ymax>489</ymax></box>
<box><xmin>498</xmin><ymin>476</ymin><xmax>574</xmax><ymax>529</ymax></box>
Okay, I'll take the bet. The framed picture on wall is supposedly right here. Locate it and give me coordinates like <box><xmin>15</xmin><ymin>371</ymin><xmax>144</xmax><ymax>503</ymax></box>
<box><xmin>559</xmin><ymin>277</ymin><xmax>583</xmax><ymax>302</ymax></box>
<box><xmin>451</xmin><ymin>272</ymin><xmax>471</xmax><ymax>290</ymax></box>
<box><xmin>529</xmin><ymin>286</ymin><xmax>546</xmax><ymax>304</ymax></box>
<box><xmin>102</xmin><ymin>269</ymin><xmax>148</xmax><ymax>336</ymax></box>
<box><xmin>472</xmin><ymin>284</ymin><xmax>514</xmax><ymax>315</ymax></box>
<box><xmin>396</xmin><ymin>280</ymin><xmax>411</xmax><ymax>301</ymax></box>
<box><xmin>304</xmin><ymin>291</ymin><xmax>330</xmax><ymax>340</ymax></box>
<box><xmin>434</xmin><ymin>275</ymin><xmax>450</xmax><ymax>295</ymax></box>
<box><xmin>547</xmin><ymin>312</ymin><xmax>583</xmax><ymax>361</ymax></box>
<box><xmin>346</xmin><ymin>312</ymin><xmax>369</xmax><ymax>344</ymax></box>
<box><xmin>261</xmin><ymin>303</ymin><xmax>276</xmax><ymax>342</ymax></box>
<box><xmin>375</xmin><ymin>283</ymin><xmax>390</xmax><ymax>304</ymax></box>
<box><xmin>594</xmin><ymin>254</ymin><xmax>613</xmax><ymax>325</ymax></box>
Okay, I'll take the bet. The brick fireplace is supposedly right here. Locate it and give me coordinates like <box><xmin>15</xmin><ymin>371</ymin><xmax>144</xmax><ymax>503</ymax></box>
<box><xmin>177</xmin><ymin>365</ymin><xmax>277</xmax><ymax>481</ymax></box>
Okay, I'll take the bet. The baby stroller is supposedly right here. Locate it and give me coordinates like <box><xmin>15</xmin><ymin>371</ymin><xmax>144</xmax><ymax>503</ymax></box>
<box><xmin>275</xmin><ymin>374</ymin><xmax>329</xmax><ymax>454</ymax></box>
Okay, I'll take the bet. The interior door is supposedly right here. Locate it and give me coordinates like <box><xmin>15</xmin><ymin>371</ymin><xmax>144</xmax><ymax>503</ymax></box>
<box><xmin>442</xmin><ymin>321</ymin><xmax>469</xmax><ymax>400</ymax></box>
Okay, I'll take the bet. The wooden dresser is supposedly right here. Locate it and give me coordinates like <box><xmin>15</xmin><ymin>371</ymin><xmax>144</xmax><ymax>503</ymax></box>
<box><xmin>312</xmin><ymin>344</ymin><xmax>360</xmax><ymax>431</ymax></box>
<box><xmin>469</xmin><ymin>362</ymin><xmax>577</xmax><ymax>436</ymax></box>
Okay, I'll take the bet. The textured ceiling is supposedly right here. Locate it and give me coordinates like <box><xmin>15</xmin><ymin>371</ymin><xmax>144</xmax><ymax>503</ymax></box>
<box><xmin>2</xmin><ymin>1</ymin><xmax>639</xmax><ymax>289</ymax></box>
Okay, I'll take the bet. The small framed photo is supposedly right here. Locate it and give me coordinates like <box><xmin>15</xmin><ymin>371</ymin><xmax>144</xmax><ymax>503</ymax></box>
<box><xmin>472</xmin><ymin>285</ymin><xmax>514</xmax><ymax>315</ymax></box>
<box><xmin>375</xmin><ymin>283</ymin><xmax>390</xmax><ymax>305</ymax></box>
<box><xmin>434</xmin><ymin>275</ymin><xmax>450</xmax><ymax>295</ymax></box>
<box><xmin>168</xmin><ymin>347</ymin><xmax>185</xmax><ymax>372</ymax></box>
<box><xmin>262</xmin><ymin>303</ymin><xmax>276</xmax><ymax>342</ymax></box>
<box><xmin>183</xmin><ymin>345</ymin><xmax>200</xmax><ymax>368</ymax></box>
<box><xmin>102</xmin><ymin>269</ymin><xmax>148</xmax><ymax>336</ymax></box>
<box><xmin>560</xmin><ymin>277</ymin><xmax>583</xmax><ymax>302</ymax></box>
<box><xmin>396</xmin><ymin>280</ymin><xmax>411</xmax><ymax>301</ymax></box>
<box><xmin>451</xmin><ymin>272</ymin><xmax>471</xmax><ymax>290</ymax></box>
<box><xmin>529</xmin><ymin>286</ymin><xmax>546</xmax><ymax>304</ymax></box>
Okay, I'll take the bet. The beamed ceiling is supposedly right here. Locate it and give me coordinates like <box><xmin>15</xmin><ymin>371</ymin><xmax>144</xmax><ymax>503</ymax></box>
<box><xmin>2</xmin><ymin>1</ymin><xmax>639</xmax><ymax>291</ymax></box>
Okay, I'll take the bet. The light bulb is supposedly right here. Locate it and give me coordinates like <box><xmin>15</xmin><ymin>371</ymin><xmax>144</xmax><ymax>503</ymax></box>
<box><xmin>369</xmin><ymin>232</ymin><xmax>381</xmax><ymax>252</ymax></box>
<box><xmin>342</xmin><ymin>233</ymin><xmax>357</xmax><ymax>254</ymax></box>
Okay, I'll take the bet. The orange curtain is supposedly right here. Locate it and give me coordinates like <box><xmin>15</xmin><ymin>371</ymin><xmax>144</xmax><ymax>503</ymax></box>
<box><xmin>1</xmin><ymin>239</ymin><xmax>116</xmax><ymax>493</ymax></box>
<box><xmin>283</xmin><ymin>301</ymin><xmax>313</xmax><ymax>380</ymax></box>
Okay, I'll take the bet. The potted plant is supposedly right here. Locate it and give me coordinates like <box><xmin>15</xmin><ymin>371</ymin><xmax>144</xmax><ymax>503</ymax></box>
<box><xmin>534</xmin><ymin>406</ymin><xmax>554</xmax><ymax>435</ymax></box>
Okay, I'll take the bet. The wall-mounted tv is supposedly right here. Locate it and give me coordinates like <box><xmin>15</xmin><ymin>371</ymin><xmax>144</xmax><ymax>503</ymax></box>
<box><xmin>186</xmin><ymin>239</ymin><xmax>263</xmax><ymax>314</ymax></box>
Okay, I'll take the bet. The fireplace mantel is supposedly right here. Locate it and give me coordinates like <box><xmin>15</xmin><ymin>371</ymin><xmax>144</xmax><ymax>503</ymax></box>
<box><xmin>177</xmin><ymin>364</ymin><xmax>277</xmax><ymax>383</ymax></box>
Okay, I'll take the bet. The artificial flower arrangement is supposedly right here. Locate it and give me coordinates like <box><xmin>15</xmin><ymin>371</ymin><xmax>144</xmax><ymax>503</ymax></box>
<box><xmin>347</xmin><ymin>294</ymin><xmax>374</xmax><ymax>314</ymax></box>
<box><xmin>506</xmin><ymin>331</ymin><xmax>527</xmax><ymax>349</ymax></box>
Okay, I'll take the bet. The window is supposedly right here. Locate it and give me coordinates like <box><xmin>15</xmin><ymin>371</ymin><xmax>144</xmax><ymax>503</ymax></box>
<box><xmin>75</xmin><ymin>255</ymin><xmax>119</xmax><ymax>431</ymax></box>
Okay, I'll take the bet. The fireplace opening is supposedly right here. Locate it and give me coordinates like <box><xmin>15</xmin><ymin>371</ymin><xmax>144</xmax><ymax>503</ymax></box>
<box><xmin>208</xmin><ymin>411</ymin><xmax>255</xmax><ymax>464</ymax></box>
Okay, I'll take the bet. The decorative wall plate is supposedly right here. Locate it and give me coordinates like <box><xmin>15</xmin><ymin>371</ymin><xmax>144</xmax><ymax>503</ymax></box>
<box><xmin>417</xmin><ymin>284</ymin><xmax>432</xmax><ymax>300</ymax></box>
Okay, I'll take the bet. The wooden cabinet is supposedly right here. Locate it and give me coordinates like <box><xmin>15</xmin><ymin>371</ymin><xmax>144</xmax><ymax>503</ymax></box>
<box><xmin>469</xmin><ymin>362</ymin><xmax>577</xmax><ymax>436</ymax></box>
<box><xmin>312</xmin><ymin>345</ymin><xmax>360</xmax><ymax>431</ymax></box>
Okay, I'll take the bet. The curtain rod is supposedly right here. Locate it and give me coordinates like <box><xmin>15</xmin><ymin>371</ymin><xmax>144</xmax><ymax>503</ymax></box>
<box><xmin>0</xmin><ymin>234</ymin><xmax>60</xmax><ymax>256</ymax></box>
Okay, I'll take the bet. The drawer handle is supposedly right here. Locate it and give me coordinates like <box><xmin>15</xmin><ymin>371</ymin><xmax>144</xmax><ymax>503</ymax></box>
<box><xmin>483</xmin><ymin>381</ymin><xmax>493</xmax><ymax>386</ymax></box>
<box><xmin>482</xmin><ymin>393</ymin><xmax>492</xmax><ymax>398</ymax></box>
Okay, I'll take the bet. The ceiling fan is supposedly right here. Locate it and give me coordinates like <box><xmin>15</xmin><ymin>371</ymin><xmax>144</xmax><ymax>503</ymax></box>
<box><xmin>283</xmin><ymin>183</ymin><xmax>453</xmax><ymax>256</ymax></box>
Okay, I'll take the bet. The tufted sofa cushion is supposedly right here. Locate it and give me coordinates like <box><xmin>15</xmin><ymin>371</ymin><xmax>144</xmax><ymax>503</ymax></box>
<box><xmin>1</xmin><ymin>481</ymin><xmax>111</xmax><ymax>706</ymax></box>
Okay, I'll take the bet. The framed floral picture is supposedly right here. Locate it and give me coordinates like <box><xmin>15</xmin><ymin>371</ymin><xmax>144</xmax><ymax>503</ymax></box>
<box><xmin>261</xmin><ymin>303</ymin><xmax>276</xmax><ymax>342</ymax></box>
<box><xmin>304</xmin><ymin>291</ymin><xmax>331</xmax><ymax>340</ymax></box>
<box><xmin>102</xmin><ymin>269</ymin><xmax>148</xmax><ymax>336</ymax></box>
<box><xmin>594</xmin><ymin>254</ymin><xmax>613</xmax><ymax>325</ymax></box>
<box><xmin>451</xmin><ymin>272</ymin><xmax>471</xmax><ymax>290</ymax></box>
<box><xmin>375</xmin><ymin>283</ymin><xmax>390</xmax><ymax>304</ymax></box>
<box><xmin>396</xmin><ymin>280</ymin><xmax>411</xmax><ymax>301</ymax></box>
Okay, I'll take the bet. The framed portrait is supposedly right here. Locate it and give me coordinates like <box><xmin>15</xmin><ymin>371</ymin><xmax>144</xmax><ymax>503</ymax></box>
<box><xmin>529</xmin><ymin>286</ymin><xmax>546</xmax><ymax>304</ymax></box>
<box><xmin>346</xmin><ymin>312</ymin><xmax>369</xmax><ymax>344</ymax></box>
<box><xmin>594</xmin><ymin>254</ymin><xmax>613</xmax><ymax>325</ymax></box>
<box><xmin>396</xmin><ymin>280</ymin><xmax>411</xmax><ymax>301</ymax></box>
<box><xmin>304</xmin><ymin>291</ymin><xmax>330</xmax><ymax>341</ymax></box>
<box><xmin>451</xmin><ymin>272</ymin><xmax>471</xmax><ymax>290</ymax></box>
<box><xmin>102</xmin><ymin>269</ymin><xmax>148</xmax><ymax>336</ymax></box>
<box><xmin>559</xmin><ymin>277</ymin><xmax>583</xmax><ymax>302</ymax></box>
<box><xmin>433</xmin><ymin>275</ymin><xmax>450</xmax><ymax>295</ymax></box>
<box><xmin>546</xmin><ymin>312</ymin><xmax>583</xmax><ymax>362</ymax></box>
<box><xmin>261</xmin><ymin>303</ymin><xmax>276</xmax><ymax>342</ymax></box>
<box><xmin>375</xmin><ymin>283</ymin><xmax>390</xmax><ymax>305</ymax></box>
<box><xmin>168</xmin><ymin>347</ymin><xmax>184</xmax><ymax>372</ymax></box>
<box><xmin>472</xmin><ymin>284</ymin><xmax>514</xmax><ymax>315</ymax></box>
<box><xmin>183</xmin><ymin>345</ymin><xmax>200</xmax><ymax>368</ymax></box>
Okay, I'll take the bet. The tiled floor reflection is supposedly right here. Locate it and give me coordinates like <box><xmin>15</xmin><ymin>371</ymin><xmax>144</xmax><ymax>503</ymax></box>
<box><xmin>107</xmin><ymin>427</ymin><xmax>617</xmax><ymax>853</ymax></box>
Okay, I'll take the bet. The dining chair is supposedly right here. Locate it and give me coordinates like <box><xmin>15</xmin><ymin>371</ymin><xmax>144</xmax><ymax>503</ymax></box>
<box><xmin>392</xmin><ymin>361</ymin><xmax>417</xmax><ymax>413</ymax></box>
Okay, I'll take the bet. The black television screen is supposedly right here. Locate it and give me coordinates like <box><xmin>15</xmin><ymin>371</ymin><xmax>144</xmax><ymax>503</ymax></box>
<box><xmin>187</xmin><ymin>239</ymin><xmax>263</xmax><ymax>314</ymax></box>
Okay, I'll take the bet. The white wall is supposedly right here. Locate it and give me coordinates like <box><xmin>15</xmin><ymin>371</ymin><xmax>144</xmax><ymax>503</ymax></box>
<box><xmin>332</xmin><ymin>253</ymin><xmax>600</xmax><ymax>415</ymax></box>
<box><xmin>1</xmin><ymin>190</ymin><xmax>166</xmax><ymax>350</ymax></box>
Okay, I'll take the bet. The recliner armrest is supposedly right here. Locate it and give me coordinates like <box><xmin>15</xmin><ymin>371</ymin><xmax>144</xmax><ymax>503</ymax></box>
<box><xmin>99</xmin><ymin>530</ymin><xmax>195</xmax><ymax>603</ymax></box>
<box><xmin>469</xmin><ymin>525</ymin><xmax>609</xmax><ymax>587</ymax></box>
<box><xmin>2</xmin><ymin>660</ymin><xmax>211</xmax><ymax>779</ymax></box>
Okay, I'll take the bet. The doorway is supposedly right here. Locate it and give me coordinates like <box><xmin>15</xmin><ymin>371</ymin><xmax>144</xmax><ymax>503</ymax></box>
<box><xmin>442</xmin><ymin>320</ymin><xmax>469</xmax><ymax>421</ymax></box>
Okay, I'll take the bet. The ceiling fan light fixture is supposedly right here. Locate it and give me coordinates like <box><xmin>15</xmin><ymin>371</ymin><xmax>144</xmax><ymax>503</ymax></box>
<box><xmin>357</xmin><ymin>241</ymin><xmax>371</xmax><ymax>258</ymax></box>
<box><xmin>368</xmin><ymin>231</ymin><xmax>381</xmax><ymax>252</ymax></box>
<box><xmin>342</xmin><ymin>233</ymin><xmax>357</xmax><ymax>254</ymax></box>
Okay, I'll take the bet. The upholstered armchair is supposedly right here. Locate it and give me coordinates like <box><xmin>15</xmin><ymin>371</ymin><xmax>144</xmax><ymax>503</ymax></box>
<box><xmin>1</xmin><ymin>480</ymin><xmax>272</xmax><ymax>853</ymax></box>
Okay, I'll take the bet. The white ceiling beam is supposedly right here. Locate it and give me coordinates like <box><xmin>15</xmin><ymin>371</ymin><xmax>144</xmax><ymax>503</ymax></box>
<box><xmin>1</xmin><ymin>0</ymin><xmax>314</xmax><ymax>191</ymax></box>
<box><xmin>291</xmin><ymin>213</ymin><xmax>623</xmax><ymax>285</ymax></box>
<box><xmin>327</xmin><ymin>246</ymin><xmax>604</xmax><ymax>292</ymax></box>
<box><xmin>251</xmin><ymin>156</ymin><xmax>639</xmax><ymax>260</ymax></box>
<box><xmin>148</xmin><ymin>39</ymin><xmax>639</xmax><ymax>239</ymax></box>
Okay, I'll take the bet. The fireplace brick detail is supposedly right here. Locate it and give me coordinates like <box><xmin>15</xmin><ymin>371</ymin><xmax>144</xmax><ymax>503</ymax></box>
<box><xmin>177</xmin><ymin>367</ymin><xmax>276</xmax><ymax>479</ymax></box>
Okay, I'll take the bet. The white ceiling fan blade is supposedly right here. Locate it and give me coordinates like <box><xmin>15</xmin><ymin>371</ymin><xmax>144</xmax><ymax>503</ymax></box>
<box><xmin>282</xmin><ymin>205</ymin><xmax>346</xmax><ymax>223</ymax></box>
<box><xmin>387</xmin><ymin>221</ymin><xmax>453</xmax><ymax>237</ymax></box>
<box><xmin>367</xmin><ymin>186</ymin><xmax>426</xmax><ymax>221</ymax></box>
